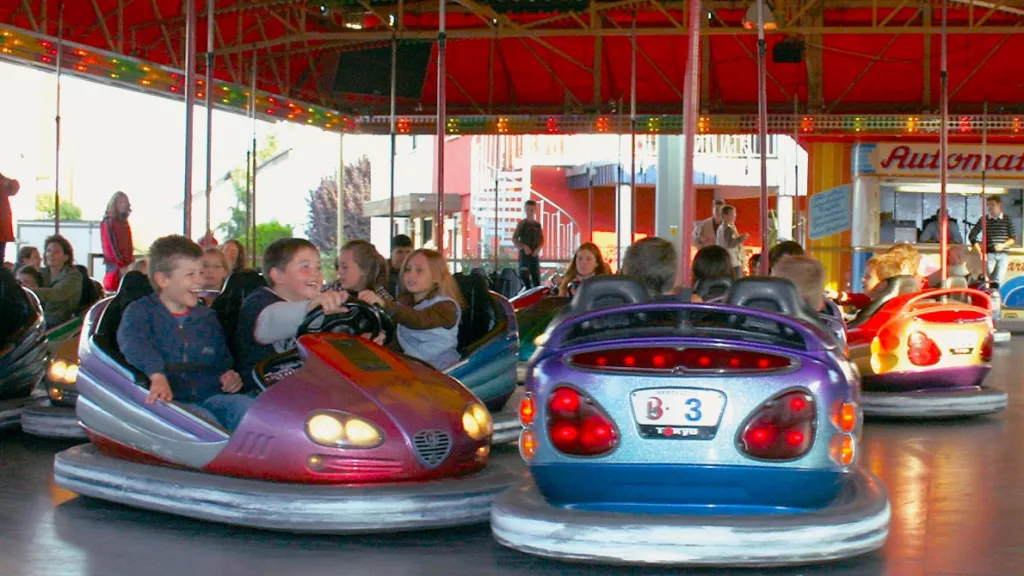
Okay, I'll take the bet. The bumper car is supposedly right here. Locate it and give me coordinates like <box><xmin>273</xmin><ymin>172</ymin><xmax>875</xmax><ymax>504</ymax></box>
<box><xmin>976</xmin><ymin>278</ymin><xmax>1015</xmax><ymax>342</ymax></box>
<box><xmin>492</xmin><ymin>277</ymin><xmax>889</xmax><ymax>566</ymax></box>
<box><xmin>510</xmin><ymin>286</ymin><xmax>550</xmax><ymax>311</ymax></box>
<box><xmin>846</xmin><ymin>276</ymin><xmax>1004</xmax><ymax>419</ymax></box>
<box><xmin>515</xmin><ymin>295</ymin><xmax>569</xmax><ymax>383</ymax></box>
<box><xmin>54</xmin><ymin>295</ymin><xmax>520</xmax><ymax>533</ymax></box>
<box><xmin>0</xmin><ymin>272</ymin><xmax>48</xmax><ymax>431</ymax></box>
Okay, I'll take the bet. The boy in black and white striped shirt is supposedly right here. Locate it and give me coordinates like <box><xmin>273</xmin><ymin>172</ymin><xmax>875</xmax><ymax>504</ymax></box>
<box><xmin>969</xmin><ymin>196</ymin><xmax>1017</xmax><ymax>284</ymax></box>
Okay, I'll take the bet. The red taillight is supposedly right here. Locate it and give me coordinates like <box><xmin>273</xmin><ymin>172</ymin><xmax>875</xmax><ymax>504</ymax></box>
<box><xmin>981</xmin><ymin>332</ymin><xmax>994</xmax><ymax>362</ymax></box>
<box><xmin>907</xmin><ymin>331</ymin><xmax>941</xmax><ymax>366</ymax></box>
<box><xmin>518</xmin><ymin>394</ymin><xmax>535</xmax><ymax>427</ymax></box>
<box><xmin>571</xmin><ymin>347</ymin><xmax>790</xmax><ymax>372</ymax></box>
<box><xmin>738</xmin><ymin>390</ymin><xmax>816</xmax><ymax>461</ymax></box>
<box><xmin>546</xmin><ymin>386</ymin><xmax>618</xmax><ymax>456</ymax></box>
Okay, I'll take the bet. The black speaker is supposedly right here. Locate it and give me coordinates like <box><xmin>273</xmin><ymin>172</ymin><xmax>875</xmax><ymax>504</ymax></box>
<box><xmin>772</xmin><ymin>39</ymin><xmax>805</xmax><ymax>64</ymax></box>
<box><xmin>332</xmin><ymin>43</ymin><xmax>432</xmax><ymax>100</ymax></box>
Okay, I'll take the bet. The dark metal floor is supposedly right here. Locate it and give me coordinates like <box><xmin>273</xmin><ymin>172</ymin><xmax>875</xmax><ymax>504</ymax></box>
<box><xmin>3</xmin><ymin>343</ymin><xmax>1024</xmax><ymax>576</ymax></box>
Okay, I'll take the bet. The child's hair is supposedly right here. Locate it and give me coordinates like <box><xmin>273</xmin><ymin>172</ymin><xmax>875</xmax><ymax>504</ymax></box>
<box><xmin>559</xmin><ymin>242</ymin><xmax>611</xmax><ymax>294</ymax></box>
<box><xmin>129</xmin><ymin>258</ymin><xmax>149</xmax><ymax>274</ymax></box>
<box><xmin>721</xmin><ymin>205</ymin><xmax>736</xmax><ymax>217</ymax></box>
<box><xmin>524</xmin><ymin>200</ymin><xmax>537</xmax><ymax>209</ymax></box>
<box><xmin>771</xmin><ymin>255</ymin><xmax>825</xmax><ymax>311</ymax></box>
<box><xmin>222</xmin><ymin>239</ymin><xmax>248</xmax><ymax>271</ymax></box>
<box><xmin>339</xmin><ymin>239</ymin><xmax>388</xmax><ymax>291</ymax></box>
<box><xmin>768</xmin><ymin>241</ymin><xmax>805</xmax><ymax>269</ymax></box>
<box><xmin>867</xmin><ymin>253</ymin><xmax>904</xmax><ymax>281</ymax></box>
<box><xmin>44</xmin><ymin>234</ymin><xmax>75</xmax><ymax>266</ymax></box>
<box><xmin>692</xmin><ymin>245</ymin><xmax>734</xmax><ymax>283</ymax></box>
<box><xmin>147</xmin><ymin>235</ymin><xmax>203</xmax><ymax>291</ymax></box>
<box><xmin>204</xmin><ymin>247</ymin><xmax>230</xmax><ymax>271</ymax></box>
<box><xmin>17</xmin><ymin>265</ymin><xmax>44</xmax><ymax>288</ymax></box>
<box><xmin>105</xmin><ymin>191</ymin><xmax>130</xmax><ymax>219</ymax></box>
<box><xmin>16</xmin><ymin>245</ymin><xmax>38</xmax><ymax>264</ymax></box>
<box><xmin>404</xmin><ymin>249</ymin><xmax>466</xmax><ymax>309</ymax></box>
<box><xmin>988</xmin><ymin>196</ymin><xmax>1003</xmax><ymax>207</ymax></box>
<box><xmin>262</xmin><ymin>238</ymin><xmax>318</xmax><ymax>287</ymax></box>
<box><xmin>622</xmin><ymin>237</ymin><xmax>678</xmax><ymax>295</ymax></box>
<box><xmin>391</xmin><ymin>234</ymin><xmax>413</xmax><ymax>250</ymax></box>
<box><xmin>886</xmin><ymin>243</ymin><xmax>921</xmax><ymax>276</ymax></box>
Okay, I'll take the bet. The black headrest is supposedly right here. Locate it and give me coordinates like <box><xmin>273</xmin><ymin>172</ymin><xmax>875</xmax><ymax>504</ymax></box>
<box><xmin>75</xmin><ymin>265</ymin><xmax>101</xmax><ymax>311</ymax></box>
<box><xmin>118</xmin><ymin>271</ymin><xmax>152</xmax><ymax>298</ymax></box>
<box><xmin>694</xmin><ymin>277</ymin><xmax>733</xmax><ymax>301</ymax></box>
<box><xmin>0</xmin><ymin>267</ymin><xmax>36</xmax><ymax>350</ymax></box>
<box><xmin>212</xmin><ymin>270</ymin><xmax>268</xmax><ymax>354</ymax></box>
<box><xmin>570</xmin><ymin>276</ymin><xmax>650</xmax><ymax>314</ymax></box>
<box><xmin>454</xmin><ymin>272</ymin><xmax>496</xmax><ymax>353</ymax></box>
<box><xmin>941</xmin><ymin>276</ymin><xmax>969</xmax><ymax>289</ymax></box>
<box><xmin>94</xmin><ymin>271</ymin><xmax>154</xmax><ymax>343</ymax></box>
<box><xmin>727</xmin><ymin>277</ymin><xmax>831</xmax><ymax>335</ymax></box>
<box><xmin>887</xmin><ymin>275</ymin><xmax>920</xmax><ymax>296</ymax></box>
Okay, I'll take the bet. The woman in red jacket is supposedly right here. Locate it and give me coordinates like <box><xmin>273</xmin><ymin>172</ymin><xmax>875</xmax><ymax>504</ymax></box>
<box><xmin>0</xmin><ymin>173</ymin><xmax>19</xmax><ymax>263</ymax></box>
<box><xmin>100</xmin><ymin>191</ymin><xmax>134</xmax><ymax>291</ymax></box>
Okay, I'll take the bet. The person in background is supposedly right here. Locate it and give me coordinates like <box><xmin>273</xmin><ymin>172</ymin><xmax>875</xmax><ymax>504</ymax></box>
<box><xmin>513</xmin><ymin>200</ymin><xmax>544</xmax><ymax>289</ymax></box>
<box><xmin>926</xmin><ymin>245</ymin><xmax>971</xmax><ymax>288</ymax></box>
<box><xmin>837</xmin><ymin>253</ymin><xmax>904</xmax><ymax>310</ymax></box>
<box><xmin>621</xmin><ymin>236</ymin><xmax>698</xmax><ymax>302</ymax></box>
<box><xmin>0</xmin><ymin>173</ymin><xmax>20</xmax><ymax>263</ymax></box>
<box><xmin>36</xmin><ymin>234</ymin><xmax>84</xmax><ymax>327</ymax></box>
<box><xmin>201</xmin><ymin>247</ymin><xmax>229</xmax><ymax>291</ymax></box>
<box><xmin>558</xmin><ymin>242</ymin><xmax>611</xmax><ymax>297</ymax></box>
<box><xmin>386</xmin><ymin>234</ymin><xmax>413</xmax><ymax>297</ymax></box>
<box><xmin>716</xmin><ymin>205</ymin><xmax>748</xmax><ymax>278</ymax></box>
<box><xmin>886</xmin><ymin>243</ymin><xmax>925</xmax><ymax>289</ymax></box>
<box><xmin>324</xmin><ymin>239</ymin><xmax>390</xmax><ymax>302</ymax></box>
<box><xmin>768</xmin><ymin>241</ymin><xmax>805</xmax><ymax>272</ymax></box>
<box><xmin>771</xmin><ymin>255</ymin><xmax>827</xmax><ymax>312</ymax></box>
<box><xmin>693</xmin><ymin>198</ymin><xmax>725</xmax><ymax>249</ymax></box>
<box><xmin>15</xmin><ymin>245</ymin><xmax>41</xmax><ymax>273</ymax></box>
<box><xmin>129</xmin><ymin>258</ymin><xmax>149</xmax><ymax>274</ymax></box>
<box><xmin>221</xmin><ymin>239</ymin><xmax>248</xmax><ymax>274</ymax></box>
<box><xmin>969</xmin><ymin>196</ymin><xmax>1017</xmax><ymax>285</ymax></box>
<box><xmin>920</xmin><ymin>208</ymin><xmax>964</xmax><ymax>245</ymax></box>
<box><xmin>100</xmin><ymin>191</ymin><xmax>135</xmax><ymax>292</ymax></box>
<box><xmin>17</xmin><ymin>265</ymin><xmax>44</xmax><ymax>289</ymax></box>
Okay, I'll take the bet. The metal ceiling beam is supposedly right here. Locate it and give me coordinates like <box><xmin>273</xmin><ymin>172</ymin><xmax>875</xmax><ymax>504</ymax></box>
<box><xmin>89</xmin><ymin>0</ymin><xmax>117</xmax><ymax>51</ymax></box>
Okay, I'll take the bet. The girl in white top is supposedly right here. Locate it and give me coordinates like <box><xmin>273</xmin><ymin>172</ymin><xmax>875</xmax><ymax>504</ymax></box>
<box><xmin>716</xmin><ymin>205</ymin><xmax>749</xmax><ymax>278</ymax></box>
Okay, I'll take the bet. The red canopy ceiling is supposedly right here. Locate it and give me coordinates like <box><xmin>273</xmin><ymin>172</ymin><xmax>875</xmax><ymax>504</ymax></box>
<box><xmin>2</xmin><ymin>1</ymin><xmax>1023</xmax><ymax>115</ymax></box>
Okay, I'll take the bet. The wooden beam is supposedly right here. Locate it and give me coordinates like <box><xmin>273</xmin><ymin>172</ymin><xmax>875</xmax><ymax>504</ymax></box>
<box><xmin>89</xmin><ymin>0</ymin><xmax>118</xmax><ymax>51</ymax></box>
<box><xmin>449</xmin><ymin>73</ymin><xmax>485</xmax><ymax>113</ymax></box>
<box><xmin>518</xmin><ymin>38</ymin><xmax>582</xmax><ymax>109</ymax></box>
<box><xmin>19</xmin><ymin>0</ymin><xmax>39</xmax><ymax>33</ymax></box>
<box><xmin>710</xmin><ymin>11</ymin><xmax>792</xmax><ymax>101</ymax></box>
<box><xmin>950</xmin><ymin>26</ymin><xmax>1020</xmax><ymax>99</ymax></box>
<box><xmin>149</xmin><ymin>0</ymin><xmax>181</xmax><ymax>68</ymax></box>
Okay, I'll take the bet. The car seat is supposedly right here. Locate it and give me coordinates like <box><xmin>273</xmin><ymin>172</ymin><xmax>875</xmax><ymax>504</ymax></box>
<box><xmin>570</xmin><ymin>276</ymin><xmax>650</xmax><ymax>314</ymax></box>
<box><xmin>454</xmin><ymin>272</ymin><xmax>497</xmax><ymax>356</ymax></box>
<box><xmin>75</xmin><ymin>265</ymin><xmax>103</xmax><ymax>313</ymax></box>
<box><xmin>211</xmin><ymin>270</ymin><xmax>268</xmax><ymax>359</ymax></box>
<box><xmin>497</xmin><ymin>267</ymin><xmax>523</xmax><ymax>299</ymax></box>
<box><xmin>694</xmin><ymin>277</ymin><xmax>733</xmax><ymax>302</ymax></box>
<box><xmin>91</xmin><ymin>271</ymin><xmax>154</xmax><ymax>383</ymax></box>
<box><xmin>0</xmin><ymin>267</ymin><xmax>37</xmax><ymax>355</ymax></box>
<box><xmin>725</xmin><ymin>277</ymin><xmax>832</xmax><ymax>336</ymax></box>
<box><xmin>848</xmin><ymin>275</ymin><xmax>920</xmax><ymax>328</ymax></box>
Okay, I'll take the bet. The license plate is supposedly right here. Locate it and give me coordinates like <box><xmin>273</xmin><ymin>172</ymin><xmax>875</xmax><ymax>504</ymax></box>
<box><xmin>947</xmin><ymin>332</ymin><xmax>976</xmax><ymax>354</ymax></box>
<box><xmin>631</xmin><ymin>388</ymin><xmax>727</xmax><ymax>440</ymax></box>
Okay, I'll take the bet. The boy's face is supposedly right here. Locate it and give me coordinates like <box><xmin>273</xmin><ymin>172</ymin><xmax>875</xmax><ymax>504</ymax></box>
<box><xmin>390</xmin><ymin>246</ymin><xmax>412</xmax><ymax>271</ymax></box>
<box><xmin>17</xmin><ymin>272</ymin><xmax>38</xmax><ymax>289</ymax></box>
<box><xmin>155</xmin><ymin>257</ymin><xmax>203</xmax><ymax>310</ymax></box>
<box><xmin>863</xmin><ymin>266</ymin><xmax>881</xmax><ymax>293</ymax></box>
<box><xmin>524</xmin><ymin>204</ymin><xmax>537</xmax><ymax>220</ymax></box>
<box><xmin>271</xmin><ymin>247</ymin><xmax>323</xmax><ymax>301</ymax></box>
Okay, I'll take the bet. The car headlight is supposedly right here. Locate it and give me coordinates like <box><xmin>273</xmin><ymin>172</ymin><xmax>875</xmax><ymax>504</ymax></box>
<box><xmin>462</xmin><ymin>403</ymin><xmax>493</xmax><ymax>441</ymax></box>
<box><xmin>305</xmin><ymin>412</ymin><xmax>384</xmax><ymax>449</ymax></box>
<box><xmin>64</xmin><ymin>363</ymin><xmax>79</xmax><ymax>383</ymax></box>
<box><xmin>48</xmin><ymin>360</ymin><xmax>79</xmax><ymax>384</ymax></box>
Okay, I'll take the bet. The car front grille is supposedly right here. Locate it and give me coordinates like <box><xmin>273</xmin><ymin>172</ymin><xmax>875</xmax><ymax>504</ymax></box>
<box><xmin>412</xmin><ymin>430</ymin><xmax>452</xmax><ymax>468</ymax></box>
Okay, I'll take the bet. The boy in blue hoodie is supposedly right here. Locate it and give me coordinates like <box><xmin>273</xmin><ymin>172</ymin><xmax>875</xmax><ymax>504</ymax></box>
<box><xmin>118</xmin><ymin>235</ymin><xmax>253</xmax><ymax>431</ymax></box>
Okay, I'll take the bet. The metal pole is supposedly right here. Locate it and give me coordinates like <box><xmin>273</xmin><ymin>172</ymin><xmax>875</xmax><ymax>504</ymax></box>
<box><xmin>388</xmin><ymin>35</ymin><xmax>398</xmax><ymax>246</ymax></box>
<box><xmin>679</xmin><ymin>0</ymin><xmax>701</xmax><ymax>288</ymax></box>
<box><xmin>494</xmin><ymin>136</ymin><xmax>501</xmax><ymax>271</ymax></box>
<box><xmin>435</xmin><ymin>0</ymin><xmax>447</xmax><ymax>251</ymax></box>
<box><xmin>981</xmin><ymin>101</ymin><xmax>988</xmax><ymax>275</ymax></box>
<box><xmin>54</xmin><ymin>1</ymin><xmax>64</xmax><ymax>234</ymax></box>
<box><xmin>204</xmin><ymin>0</ymin><xmax>214</xmax><ymax>240</ymax></box>
<box><xmin>630</xmin><ymin>11</ymin><xmax>638</xmax><ymax>249</ymax></box>
<box><xmin>183</xmin><ymin>0</ymin><xmax>197</xmax><ymax>237</ymax></box>
<box><xmin>588</xmin><ymin>161</ymin><xmax>594</xmax><ymax>243</ymax></box>
<box><xmin>250</xmin><ymin>49</ymin><xmax>258</xmax><ymax>267</ymax></box>
<box><xmin>617</xmin><ymin>101</ymin><xmax>623</xmax><ymax>264</ymax></box>
<box><xmin>338</xmin><ymin>132</ymin><xmax>345</xmax><ymax>253</ymax></box>
<box><xmin>794</xmin><ymin>94</ymin><xmax>801</xmax><ymax>245</ymax></box>
<box><xmin>244</xmin><ymin>149</ymin><xmax>251</xmax><ymax>253</ymax></box>
<box><xmin>756</xmin><ymin>0</ymin><xmax>770</xmax><ymax>276</ymax></box>
<box><xmin>939</xmin><ymin>0</ymin><xmax>949</xmax><ymax>281</ymax></box>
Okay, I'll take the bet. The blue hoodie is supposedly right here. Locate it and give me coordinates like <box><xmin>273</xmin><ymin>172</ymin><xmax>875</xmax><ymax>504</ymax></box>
<box><xmin>117</xmin><ymin>293</ymin><xmax>233</xmax><ymax>403</ymax></box>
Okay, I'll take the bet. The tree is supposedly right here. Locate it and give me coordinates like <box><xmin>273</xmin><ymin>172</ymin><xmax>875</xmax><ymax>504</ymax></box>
<box><xmin>305</xmin><ymin>155</ymin><xmax>371</xmax><ymax>253</ymax></box>
<box><xmin>253</xmin><ymin>220</ymin><xmax>294</xmax><ymax>256</ymax></box>
<box><xmin>219</xmin><ymin>134</ymin><xmax>280</xmax><ymax>243</ymax></box>
<box><xmin>36</xmin><ymin>193</ymin><xmax>83</xmax><ymax>221</ymax></box>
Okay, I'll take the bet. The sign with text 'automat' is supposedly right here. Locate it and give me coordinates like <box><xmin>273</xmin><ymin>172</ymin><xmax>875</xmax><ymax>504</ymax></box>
<box><xmin>809</xmin><ymin>185</ymin><xmax>852</xmax><ymax>240</ymax></box>
<box><xmin>855</xmin><ymin>143</ymin><xmax>1024</xmax><ymax>178</ymax></box>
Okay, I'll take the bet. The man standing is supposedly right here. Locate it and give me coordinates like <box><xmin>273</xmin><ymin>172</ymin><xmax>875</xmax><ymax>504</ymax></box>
<box><xmin>513</xmin><ymin>200</ymin><xmax>544</xmax><ymax>289</ymax></box>
<box><xmin>0</xmin><ymin>173</ymin><xmax>19</xmax><ymax>263</ymax></box>
<box><xmin>969</xmin><ymin>196</ymin><xmax>1017</xmax><ymax>284</ymax></box>
<box><xmin>386</xmin><ymin>234</ymin><xmax>413</xmax><ymax>296</ymax></box>
<box><xmin>693</xmin><ymin>198</ymin><xmax>724</xmax><ymax>249</ymax></box>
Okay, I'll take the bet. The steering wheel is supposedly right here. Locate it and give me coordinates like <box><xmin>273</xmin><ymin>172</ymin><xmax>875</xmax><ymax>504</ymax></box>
<box><xmin>297</xmin><ymin>302</ymin><xmax>396</xmax><ymax>345</ymax></box>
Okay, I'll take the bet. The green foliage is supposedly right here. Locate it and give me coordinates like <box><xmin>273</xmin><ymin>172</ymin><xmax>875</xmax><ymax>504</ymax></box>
<box><xmin>253</xmin><ymin>220</ymin><xmax>294</xmax><ymax>258</ymax></box>
<box><xmin>36</xmin><ymin>193</ymin><xmax>83</xmax><ymax>221</ymax></box>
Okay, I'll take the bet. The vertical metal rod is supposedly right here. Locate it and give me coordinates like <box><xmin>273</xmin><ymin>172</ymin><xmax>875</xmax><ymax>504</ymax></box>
<box><xmin>117</xmin><ymin>0</ymin><xmax>124</xmax><ymax>53</ymax></box>
<box><xmin>494</xmin><ymin>136</ymin><xmax>501</xmax><ymax>271</ymax></box>
<box><xmin>54</xmin><ymin>1</ymin><xmax>64</xmax><ymax>234</ymax></box>
<box><xmin>981</xmin><ymin>101</ymin><xmax>988</xmax><ymax>274</ymax></box>
<box><xmin>388</xmin><ymin>35</ymin><xmax>398</xmax><ymax>245</ymax></box>
<box><xmin>244</xmin><ymin>149</ymin><xmax>251</xmax><ymax>253</ymax></box>
<box><xmin>435</xmin><ymin>0</ymin><xmax>447</xmax><ymax>251</ymax></box>
<box><xmin>756</xmin><ymin>0</ymin><xmax>770</xmax><ymax>276</ymax></box>
<box><xmin>588</xmin><ymin>161</ymin><xmax>594</xmax><ymax>243</ymax></box>
<box><xmin>617</xmin><ymin>100</ymin><xmax>623</xmax><ymax>264</ymax></box>
<box><xmin>679</xmin><ymin>0</ymin><xmax>702</xmax><ymax>288</ymax></box>
<box><xmin>250</xmin><ymin>49</ymin><xmax>258</xmax><ymax>267</ymax></box>
<box><xmin>183</xmin><ymin>0</ymin><xmax>197</xmax><ymax>237</ymax></box>
<box><xmin>338</xmin><ymin>132</ymin><xmax>345</xmax><ymax>254</ymax></box>
<box><xmin>204</xmin><ymin>0</ymin><xmax>214</xmax><ymax>239</ymax></box>
<box><xmin>794</xmin><ymin>94</ymin><xmax>801</xmax><ymax>245</ymax></box>
<box><xmin>939</xmin><ymin>0</ymin><xmax>949</xmax><ymax>281</ymax></box>
<box><xmin>630</xmin><ymin>11</ymin><xmax>638</xmax><ymax>248</ymax></box>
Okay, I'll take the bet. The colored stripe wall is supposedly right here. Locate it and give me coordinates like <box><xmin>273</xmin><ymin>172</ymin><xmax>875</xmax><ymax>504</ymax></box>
<box><xmin>807</xmin><ymin>142</ymin><xmax>854</xmax><ymax>290</ymax></box>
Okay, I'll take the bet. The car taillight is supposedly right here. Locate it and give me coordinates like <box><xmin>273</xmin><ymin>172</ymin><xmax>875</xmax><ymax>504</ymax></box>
<box><xmin>834</xmin><ymin>402</ymin><xmax>857</xmax><ymax>433</ymax></box>
<box><xmin>738</xmin><ymin>390</ymin><xmax>816</xmax><ymax>461</ymax></box>
<box><xmin>519</xmin><ymin>393</ymin><xmax>535</xmax><ymax>427</ymax></box>
<box><xmin>981</xmin><ymin>332</ymin><xmax>994</xmax><ymax>362</ymax></box>
<box><xmin>570</xmin><ymin>347</ymin><xmax>790</xmax><ymax>372</ymax></box>
<box><xmin>519</xmin><ymin>429</ymin><xmax>537</xmax><ymax>461</ymax></box>
<box><xmin>546</xmin><ymin>386</ymin><xmax>618</xmax><ymax>456</ymax></box>
<box><xmin>907</xmin><ymin>331</ymin><xmax>941</xmax><ymax>366</ymax></box>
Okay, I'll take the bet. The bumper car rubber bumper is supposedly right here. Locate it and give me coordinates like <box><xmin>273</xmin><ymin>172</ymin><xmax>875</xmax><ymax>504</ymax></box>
<box><xmin>516</xmin><ymin>362</ymin><xmax>528</xmax><ymax>383</ymax></box>
<box><xmin>993</xmin><ymin>330</ymin><xmax>1012</xmax><ymax>345</ymax></box>
<box><xmin>861</xmin><ymin>386</ymin><xmax>1007</xmax><ymax>419</ymax></box>
<box><xmin>21</xmin><ymin>402</ymin><xmax>87</xmax><ymax>439</ymax></box>
<box><xmin>55</xmin><ymin>443</ymin><xmax>522</xmax><ymax>534</ymax></box>
<box><xmin>491</xmin><ymin>468</ymin><xmax>890</xmax><ymax>567</ymax></box>
<box><xmin>0</xmin><ymin>396</ymin><xmax>42</xmax><ymax>431</ymax></box>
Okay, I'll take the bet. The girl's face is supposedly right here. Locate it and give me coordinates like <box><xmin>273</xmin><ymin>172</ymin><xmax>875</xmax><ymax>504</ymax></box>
<box><xmin>338</xmin><ymin>249</ymin><xmax>368</xmax><ymax>291</ymax></box>
<box><xmin>45</xmin><ymin>242</ymin><xmax>68</xmax><ymax>271</ymax></box>
<box><xmin>201</xmin><ymin>253</ymin><xmax>227</xmax><ymax>290</ymax></box>
<box><xmin>575</xmin><ymin>249</ymin><xmax>598</xmax><ymax>278</ymax></box>
<box><xmin>116</xmin><ymin>194</ymin><xmax>132</xmax><ymax>216</ymax></box>
<box><xmin>863</xmin><ymin>266</ymin><xmax>881</xmax><ymax>293</ymax></box>
<box><xmin>221</xmin><ymin>244</ymin><xmax>239</xmax><ymax>271</ymax></box>
<box><xmin>25</xmin><ymin>248</ymin><xmax>41</xmax><ymax>269</ymax></box>
<box><xmin>402</xmin><ymin>253</ymin><xmax>435</xmax><ymax>296</ymax></box>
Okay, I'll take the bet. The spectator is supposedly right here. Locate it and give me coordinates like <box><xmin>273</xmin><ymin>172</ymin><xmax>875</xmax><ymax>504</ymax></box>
<box><xmin>15</xmin><ymin>245</ymin><xmax>41</xmax><ymax>273</ymax></box>
<box><xmin>221</xmin><ymin>239</ymin><xmax>248</xmax><ymax>274</ymax></box>
<box><xmin>0</xmin><ymin>173</ymin><xmax>19</xmax><ymax>263</ymax></box>
<box><xmin>558</xmin><ymin>242</ymin><xmax>611</xmax><ymax>297</ymax></box>
<box><xmin>386</xmin><ymin>234</ymin><xmax>413</xmax><ymax>297</ymax></box>
<box><xmin>919</xmin><ymin>209</ymin><xmax>964</xmax><ymax>245</ymax></box>
<box><xmin>693</xmin><ymin>198</ymin><xmax>725</xmax><ymax>249</ymax></box>
<box><xmin>771</xmin><ymin>255</ymin><xmax>826</xmax><ymax>312</ymax></box>
<box><xmin>101</xmin><ymin>191</ymin><xmax>135</xmax><ymax>292</ymax></box>
<box><xmin>36</xmin><ymin>234</ymin><xmax>84</xmax><ymax>327</ymax></box>
<box><xmin>513</xmin><ymin>200</ymin><xmax>544</xmax><ymax>289</ymax></box>
<box><xmin>716</xmin><ymin>205</ymin><xmax>748</xmax><ymax>278</ymax></box>
<box><xmin>969</xmin><ymin>196</ymin><xmax>1017</xmax><ymax>284</ymax></box>
<box><xmin>927</xmin><ymin>245</ymin><xmax>970</xmax><ymax>288</ymax></box>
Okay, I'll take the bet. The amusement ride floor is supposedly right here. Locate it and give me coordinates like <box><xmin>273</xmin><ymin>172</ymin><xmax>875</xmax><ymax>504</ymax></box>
<box><xmin>2</xmin><ymin>342</ymin><xmax>1024</xmax><ymax>576</ymax></box>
